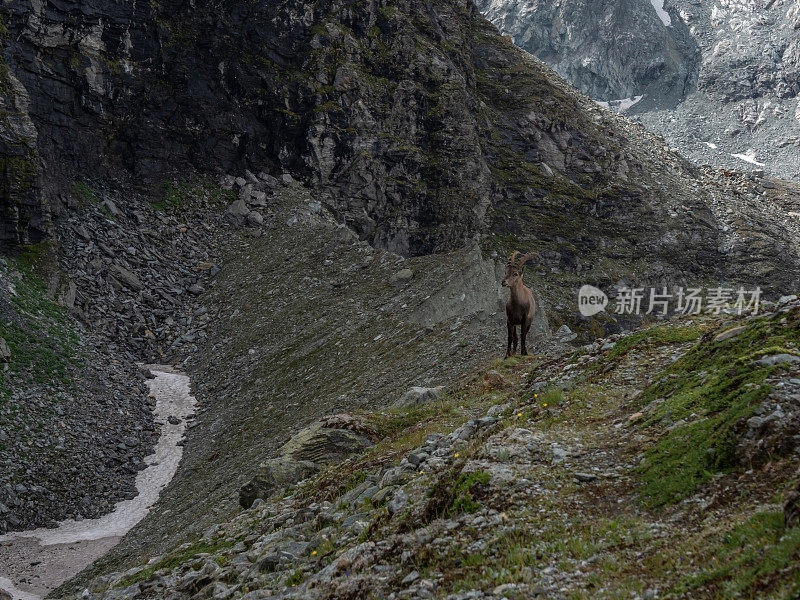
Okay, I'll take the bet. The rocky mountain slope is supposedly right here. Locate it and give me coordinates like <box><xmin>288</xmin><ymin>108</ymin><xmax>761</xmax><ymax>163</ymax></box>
<box><xmin>477</xmin><ymin>0</ymin><xmax>800</xmax><ymax>181</ymax></box>
<box><xmin>0</xmin><ymin>0</ymin><xmax>800</xmax><ymax>596</ymax></box>
<box><xmin>57</xmin><ymin>301</ymin><xmax>800</xmax><ymax>599</ymax></box>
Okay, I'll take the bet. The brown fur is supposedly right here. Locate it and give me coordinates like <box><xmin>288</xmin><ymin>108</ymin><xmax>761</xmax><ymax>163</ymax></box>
<box><xmin>502</xmin><ymin>251</ymin><xmax>537</xmax><ymax>358</ymax></box>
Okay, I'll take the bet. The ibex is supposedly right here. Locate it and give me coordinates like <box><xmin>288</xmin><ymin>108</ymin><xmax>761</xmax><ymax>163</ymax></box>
<box><xmin>502</xmin><ymin>251</ymin><xmax>537</xmax><ymax>358</ymax></box>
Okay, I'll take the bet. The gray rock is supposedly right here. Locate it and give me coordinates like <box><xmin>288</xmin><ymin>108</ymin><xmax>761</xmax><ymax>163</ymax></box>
<box><xmin>390</xmin><ymin>268</ymin><xmax>414</xmax><ymax>286</ymax></box>
<box><xmin>750</xmin><ymin>354</ymin><xmax>800</xmax><ymax>367</ymax></box>
<box><xmin>406</xmin><ymin>451</ymin><xmax>429</xmax><ymax>467</ymax></box>
<box><xmin>555</xmin><ymin>325</ymin><xmax>573</xmax><ymax>338</ymax></box>
<box><xmin>715</xmin><ymin>326</ymin><xmax>747</xmax><ymax>342</ymax></box>
<box><xmin>401</xmin><ymin>570</ymin><xmax>420</xmax><ymax>585</ymax></box>
<box><xmin>239</xmin><ymin>419</ymin><xmax>372</xmax><ymax>508</ymax></box>
<box><xmin>395</xmin><ymin>385</ymin><xmax>445</xmax><ymax>407</ymax></box>
<box><xmin>486</xmin><ymin>403</ymin><xmax>511</xmax><ymax>418</ymax></box>
<box><xmin>246</xmin><ymin>211</ymin><xmax>264</xmax><ymax>227</ymax></box>
<box><xmin>100</xmin><ymin>199</ymin><xmax>121</xmax><ymax>216</ymax></box>
<box><xmin>0</xmin><ymin>337</ymin><xmax>10</xmax><ymax>363</ymax></box>
<box><xmin>107</xmin><ymin>264</ymin><xmax>144</xmax><ymax>292</ymax></box>
<box><xmin>387</xmin><ymin>489</ymin><xmax>408</xmax><ymax>515</ymax></box>
<box><xmin>225</xmin><ymin>200</ymin><xmax>250</xmax><ymax>224</ymax></box>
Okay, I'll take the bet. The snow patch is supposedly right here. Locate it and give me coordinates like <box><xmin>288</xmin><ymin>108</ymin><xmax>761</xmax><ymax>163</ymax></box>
<box><xmin>0</xmin><ymin>577</ymin><xmax>39</xmax><ymax>600</ymax></box>
<box><xmin>731</xmin><ymin>150</ymin><xmax>766</xmax><ymax>167</ymax></box>
<box><xmin>703</xmin><ymin>142</ymin><xmax>718</xmax><ymax>149</ymax></box>
<box><xmin>0</xmin><ymin>367</ymin><xmax>196</xmax><ymax>599</ymax></box>
<box><xmin>650</xmin><ymin>0</ymin><xmax>672</xmax><ymax>26</ymax></box>
<box><xmin>596</xmin><ymin>95</ymin><xmax>644</xmax><ymax>113</ymax></box>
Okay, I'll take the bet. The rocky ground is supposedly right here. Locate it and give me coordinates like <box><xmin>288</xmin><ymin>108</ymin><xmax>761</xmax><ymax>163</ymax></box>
<box><xmin>57</xmin><ymin>298</ymin><xmax>800</xmax><ymax>600</ymax></box>
<box><xmin>0</xmin><ymin>174</ymin><xmax>237</xmax><ymax>534</ymax></box>
<box><xmin>0</xmin><ymin>254</ymin><xmax>155</xmax><ymax>533</ymax></box>
<box><xmin>3</xmin><ymin>0</ymin><xmax>800</xmax><ymax>594</ymax></box>
<box><xmin>57</xmin><ymin>176</ymin><xmax>550</xmax><ymax>592</ymax></box>
<box><xmin>638</xmin><ymin>0</ymin><xmax>800</xmax><ymax>181</ymax></box>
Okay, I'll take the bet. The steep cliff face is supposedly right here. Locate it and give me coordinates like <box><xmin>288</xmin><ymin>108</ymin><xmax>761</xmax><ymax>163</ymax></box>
<box><xmin>476</xmin><ymin>0</ymin><xmax>800</xmax><ymax>181</ymax></box>
<box><xmin>0</xmin><ymin>41</ymin><xmax>44</xmax><ymax>245</ymax></box>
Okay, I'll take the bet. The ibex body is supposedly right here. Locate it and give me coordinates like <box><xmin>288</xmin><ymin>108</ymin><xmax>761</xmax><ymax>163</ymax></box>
<box><xmin>502</xmin><ymin>251</ymin><xmax>537</xmax><ymax>358</ymax></box>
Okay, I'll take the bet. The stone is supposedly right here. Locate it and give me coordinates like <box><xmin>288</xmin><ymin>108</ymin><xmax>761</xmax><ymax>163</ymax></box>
<box><xmin>100</xmin><ymin>199</ymin><xmax>121</xmax><ymax>216</ymax></box>
<box><xmin>401</xmin><ymin>570</ymin><xmax>420</xmax><ymax>585</ymax></box>
<box><xmin>390</xmin><ymin>268</ymin><xmax>414</xmax><ymax>286</ymax></box>
<box><xmin>487</xmin><ymin>403</ymin><xmax>511</xmax><ymax>418</ymax></box>
<box><xmin>406</xmin><ymin>451</ymin><xmax>429</xmax><ymax>467</ymax></box>
<box><xmin>750</xmin><ymin>354</ymin><xmax>800</xmax><ymax>367</ymax></box>
<box><xmin>107</xmin><ymin>264</ymin><xmax>144</xmax><ymax>292</ymax></box>
<box><xmin>188</xmin><ymin>284</ymin><xmax>205</xmax><ymax>295</ymax></box>
<box><xmin>555</xmin><ymin>325</ymin><xmax>576</xmax><ymax>342</ymax></box>
<box><xmin>395</xmin><ymin>386</ymin><xmax>445</xmax><ymax>407</ymax></box>
<box><xmin>387</xmin><ymin>489</ymin><xmax>408</xmax><ymax>515</ymax></box>
<box><xmin>0</xmin><ymin>337</ymin><xmax>10</xmax><ymax>363</ymax></box>
<box><xmin>225</xmin><ymin>200</ymin><xmax>250</xmax><ymax>224</ymax></box>
<box><xmin>239</xmin><ymin>419</ymin><xmax>372</xmax><ymax>508</ymax></box>
<box><xmin>281</xmin><ymin>173</ymin><xmax>295</xmax><ymax>185</ymax></box>
<box><xmin>246</xmin><ymin>211</ymin><xmax>264</xmax><ymax>227</ymax></box>
<box><xmin>574</xmin><ymin>472</ymin><xmax>598</xmax><ymax>482</ymax></box>
<box><xmin>715</xmin><ymin>325</ymin><xmax>747</xmax><ymax>342</ymax></box>
<box><xmin>250</xmin><ymin>190</ymin><xmax>267</xmax><ymax>205</ymax></box>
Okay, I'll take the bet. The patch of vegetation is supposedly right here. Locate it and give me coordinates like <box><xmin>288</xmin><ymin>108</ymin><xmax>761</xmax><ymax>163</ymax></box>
<box><xmin>674</xmin><ymin>510</ymin><xmax>800</xmax><ymax>598</ymax></box>
<box><xmin>600</xmin><ymin>323</ymin><xmax>706</xmax><ymax>367</ymax></box>
<box><xmin>425</xmin><ymin>468</ymin><xmax>490</xmax><ymax>522</ymax></box>
<box><xmin>636</xmin><ymin>315</ymin><xmax>800</xmax><ymax>507</ymax></box>
<box><xmin>113</xmin><ymin>538</ymin><xmax>236</xmax><ymax>588</ymax></box>
<box><xmin>286</xmin><ymin>569</ymin><xmax>305</xmax><ymax>586</ymax></box>
<box><xmin>0</xmin><ymin>257</ymin><xmax>81</xmax><ymax>399</ymax></box>
<box><xmin>151</xmin><ymin>179</ymin><xmax>234</xmax><ymax>212</ymax></box>
<box><xmin>71</xmin><ymin>180</ymin><xmax>97</xmax><ymax>205</ymax></box>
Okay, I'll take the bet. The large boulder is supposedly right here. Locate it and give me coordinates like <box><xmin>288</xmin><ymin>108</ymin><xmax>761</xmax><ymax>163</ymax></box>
<box><xmin>239</xmin><ymin>415</ymin><xmax>374</xmax><ymax>508</ymax></box>
<box><xmin>394</xmin><ymin>386</ymin><xmax>445</xmax><ymax>408</ymax></box>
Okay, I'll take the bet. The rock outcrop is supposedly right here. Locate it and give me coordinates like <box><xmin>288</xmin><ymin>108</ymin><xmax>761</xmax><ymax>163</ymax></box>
<box><xmin>240</xmin><ymin>416</ymin><xmax>375</xmax><ymax>509</ymax></box>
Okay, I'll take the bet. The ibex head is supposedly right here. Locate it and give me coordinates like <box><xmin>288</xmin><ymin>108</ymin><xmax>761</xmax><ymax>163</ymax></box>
<box><xmin>502</xmin><ymin>251</ymin><xmax>537</xmax><ymax>288</ymax></box>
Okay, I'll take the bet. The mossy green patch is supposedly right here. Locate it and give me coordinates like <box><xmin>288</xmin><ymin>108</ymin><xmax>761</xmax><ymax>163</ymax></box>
<box><xmin>601</xmin><ymin>323</ymin><xmax>705</xmax><ymax>366</ymax></box>
<box><xmin>71</xmin><ymin>180</ymin><xmax>97</xmax><ymax>206</ymax></box>
<box><xmin>151</xmin><ymin>179</ymin><xmax>234</xmax><ymax>212</ymax></box>
<box><xmin>424</xmin><ymin>468</ymin><xmax>490</xmax><ymax>522</ymax></box>
<box><xmin>636</xmin><ymin>315</ymin><xmax>800</xmax><ymax>507</ymax></box>
<box><xmin>0</xmin><ymin>259</ymin><xmax>81</xmax><ymax>400</ymax></box>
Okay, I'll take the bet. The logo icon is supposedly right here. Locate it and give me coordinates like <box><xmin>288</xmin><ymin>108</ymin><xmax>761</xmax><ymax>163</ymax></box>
<box><xmin>578</xmin><ymin>285</ymin><xmax>608</xmax><ymax>317</ymax></box>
